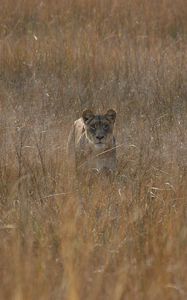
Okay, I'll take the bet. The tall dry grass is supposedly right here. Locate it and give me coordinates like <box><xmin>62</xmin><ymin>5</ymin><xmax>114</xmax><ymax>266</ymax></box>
<box><xmin>0</xmin><ymin>0</ymin><xmax>187</xmax><ymax>299</ymax></box>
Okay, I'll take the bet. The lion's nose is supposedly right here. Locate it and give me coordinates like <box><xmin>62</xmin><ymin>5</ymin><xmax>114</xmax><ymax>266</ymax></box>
<box><xmin>96</xmin><ymin>136</ymin><xmax>104</xmax><ymax>140</ymax></box>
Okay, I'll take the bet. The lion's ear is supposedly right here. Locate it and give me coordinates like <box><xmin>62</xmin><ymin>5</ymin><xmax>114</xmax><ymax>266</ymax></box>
<box><xmin>105</xmin><ymin>109</ymin><xmax>116</xmax><ymax>123</ymax></box>
<box><xmin>82</xmin><ymin>109</ymin><xmax>95</xmax><ymax>124</ymax></box>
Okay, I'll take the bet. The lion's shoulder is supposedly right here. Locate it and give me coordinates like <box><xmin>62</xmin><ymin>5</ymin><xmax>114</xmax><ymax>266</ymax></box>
<box><xmin>67</xmin><ymin>118</ymin><xmax>87</xmax><ymax>155</ymax></box>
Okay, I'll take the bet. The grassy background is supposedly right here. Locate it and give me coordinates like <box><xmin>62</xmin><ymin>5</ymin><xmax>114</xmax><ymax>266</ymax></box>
<box><xmin>0</xmin><ymin>0</ymin><xmax>187</xmax><ymax>299</ymax></box>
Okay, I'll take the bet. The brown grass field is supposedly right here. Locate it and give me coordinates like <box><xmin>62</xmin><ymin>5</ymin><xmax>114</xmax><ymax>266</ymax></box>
<box><xmin>0</xmin><ymin>0</ymin><xmax>187</xmax><ymax>299</ymax></box>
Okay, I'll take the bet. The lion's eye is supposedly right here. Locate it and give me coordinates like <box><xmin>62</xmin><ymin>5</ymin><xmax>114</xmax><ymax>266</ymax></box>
<box><xmin>103</xmin><ymin>124</ymin><xmax>109</xmax><ymax>130</ymax></box>
<box><xmin>90</xmin><ymin>125</ymin><xmax>96</xmax><ymax>130</ymax></box>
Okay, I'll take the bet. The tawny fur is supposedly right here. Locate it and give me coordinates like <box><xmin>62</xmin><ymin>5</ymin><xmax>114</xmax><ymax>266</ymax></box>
<box><xmin>67</xmin><ymin>109</ymin><xmax>117</xmax><ymax>180</ymax></box>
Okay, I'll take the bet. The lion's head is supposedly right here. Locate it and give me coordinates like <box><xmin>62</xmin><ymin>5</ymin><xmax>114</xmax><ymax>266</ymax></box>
<box><xmin>82</xmin><ymin>109</ymin><xmax>116</xmax><ymax>149</ymax></box>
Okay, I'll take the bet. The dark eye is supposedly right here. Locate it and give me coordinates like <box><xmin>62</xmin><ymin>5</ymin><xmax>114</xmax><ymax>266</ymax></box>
<box><xmin>103</xmin><ymin>124</ymin><xmax>109</xmax><ymax>130</ymax></box>
<box><xmin>90</xmin><ymin>125</ymin><xmax>96</xmax><ymax>130</ymax></box>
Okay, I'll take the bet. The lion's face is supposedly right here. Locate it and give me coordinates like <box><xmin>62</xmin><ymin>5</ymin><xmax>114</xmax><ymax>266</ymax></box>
<box><xmin>82</xmin><ymin>109</ymin><xmax>116</xmax><ymax>150</ymax></box>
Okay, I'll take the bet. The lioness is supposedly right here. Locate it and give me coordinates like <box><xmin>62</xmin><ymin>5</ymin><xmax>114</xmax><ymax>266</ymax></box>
<box><xmin>67</xmin><ymin>109</ymin><xmax>117</xmax><ymax>182</ymax></box>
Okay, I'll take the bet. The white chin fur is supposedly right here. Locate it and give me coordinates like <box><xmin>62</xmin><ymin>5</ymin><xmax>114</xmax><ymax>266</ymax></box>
<box><xmin>88</xmin><ymin>139</ymin><xmax>106</xmax><ymax>151</ymax></box>
<box><xmin>94</xmin><ymin>143</ymin><xmax>106</xmax><ymax>149</ymax></box>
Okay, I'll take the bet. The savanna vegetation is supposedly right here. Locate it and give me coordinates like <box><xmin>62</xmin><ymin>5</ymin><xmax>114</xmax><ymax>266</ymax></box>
<box><xmin>0</xmin><ymin>0</ymin><xmax>187</xmax><ymax>299</ymax></box>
